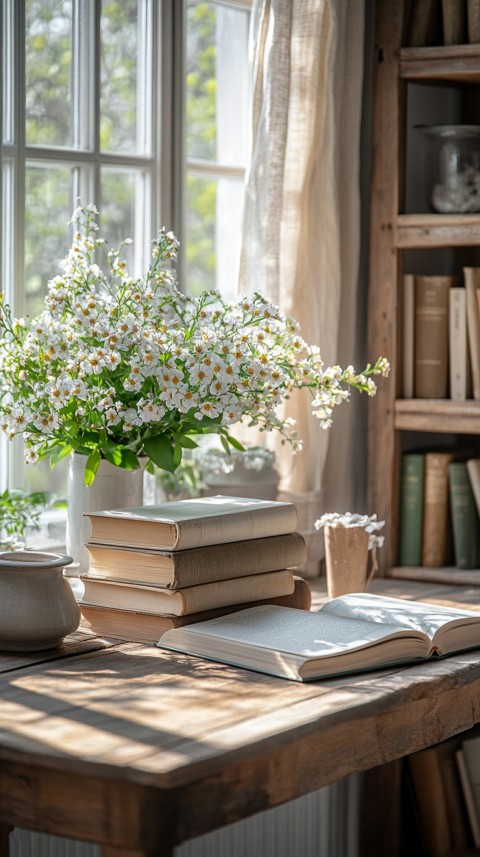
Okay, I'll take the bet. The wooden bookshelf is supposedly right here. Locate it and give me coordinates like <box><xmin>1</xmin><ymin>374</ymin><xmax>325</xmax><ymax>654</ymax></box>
<box><xmin>368</xmin><ymin>1</ymin><xmax>480</xmax><ymax>583</ymax></box>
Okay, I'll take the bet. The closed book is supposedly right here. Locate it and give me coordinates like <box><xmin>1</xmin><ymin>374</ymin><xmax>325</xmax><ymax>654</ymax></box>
<box><xmin>448</xmin><ymin>462</ymin><xmax>480</xmax><ymax>569</ymax></box>
<box><xmin>403</xmin><ymin>273</ymin><xmax>415</xmax><ymax>398</ymax></box>
<box><xmin>408</xmin><ymin>740</ymin><xmax>470</xmax><ymax>857</ymax></box>
<box><xmin>408</xmin><ymin>747</ymin><xmax>453</xmax><ymax>857</ymax></box>
<box><xmin>467</xmin><ymin>458</ymin><xmax>480</xmax><ymax>517</ymax></box>
<box><xmin>80</xmin><ymin>575</ymin><xmax>312</xmax><ymax>643</ymax></box>
<box><xmin>80</xmin><ymin>568</ymin><xmax>295</xmax><ymax>616</ymax></box>
<box><xmin>407</xmin><ymin>0</ymin><xmax>442</xmax><ymax>45</ymax></box>
<box><xmin>441</xmin><ymin>0</ymin><xmax>467</xmax><ymax>44</ymax></box>
<box><xmin>398</xmin><ymin>453</ymin><xmax>425</xmax><ymax>566</ymax></box>
<box><xmin>467</xmin><ymin>0</ymin><xmax>480</xmax><ymax>41</ymax></box>
<box><xmin>461</xmin><ymin>736</ymin><xmax>480</xmax><ymax>832</ymax></box>
<box><xmin>422</xmin><ymin>451</ymin><xmax>454</xmax><ymax>567</ymax></box>
<box><xmin>464</xmin><ymin>267</ymin><xmax>480</xmax><ymax>399</ymax></box>
<box><xmin>85</xmin><ymin>531</ymin><xmax>307</xmax><ymax>588</ymax></box>
<box><xmin>449</xmin><ymin>287</ymin><xmax>471</xmax><ymax>400</ymax></box>
<box><xmin>456</xmin><ymin>747</ymin><xmax>480</xmax><ymax>847</ymax></box>
<box><xmin>85</xmin><ymin>495</ymin><xmax>298</xmax><ymax>551</ymax></box>
<box><xmin>414</xmin><ymin>275</ymin><xmax>451</xmax><ymax>399</ymax></box>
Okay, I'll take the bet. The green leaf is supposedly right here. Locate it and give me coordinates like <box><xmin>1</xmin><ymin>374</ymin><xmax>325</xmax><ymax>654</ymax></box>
<box><xmin>173</xmin><ymin>443</ymin><xmax>183</xmax><ymax>468</ymax></box>
<box><xmin>50</xmin><ymin>444</ymin><xmax>73</xmax><ymax>466</ymax></box>
<box><xmin>223</xmin><ymin>434</ymin><xmax>246</xmax><ymax>452</ymax></box>
<box><xmin>220</xmin><ymin>435</ymin><xmax>231</xmax><ymax>455</ymax></box>
<box><xmin>84</xmin><ymin>450</ymin><xmax>101</xmax><ymax>486</ymax></box>
<box><xmin>143</xmin><ymin>435</ymin><xmax>176</xmax><ymax>473</ymax></box>
<box><xmin>104</xmin><ymin>446</ymin><xmax>141</xmax><ymax>470</ymax></box>
<box><xmin>177</xmin><ymin>435</ymin><xmax>199</xmax><ymax>449</ymax></box>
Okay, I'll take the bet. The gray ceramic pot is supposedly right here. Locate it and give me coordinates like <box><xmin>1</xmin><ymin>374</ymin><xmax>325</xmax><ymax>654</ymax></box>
<box><xmin>0</xmin><ymin>550</ymin><xmax>80</xmax><ymax>651</ymax></box>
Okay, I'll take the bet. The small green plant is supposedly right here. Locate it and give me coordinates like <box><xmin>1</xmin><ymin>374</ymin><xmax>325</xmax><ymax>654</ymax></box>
<box><xmin>0</xmin><ymin>488</ymin><xmax>51</xmax><ymax>549</ymax></box>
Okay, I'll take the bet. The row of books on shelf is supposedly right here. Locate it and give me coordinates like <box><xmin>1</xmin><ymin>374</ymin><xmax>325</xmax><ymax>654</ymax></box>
<box><xmin>403</xmin><ymin>268</ymin><xmax>480</xmax><ymax>401</ymax></box>
<box><xmin>399</xmin><ymin>451</ymin><xmax>480</xmax><ymax>569</ymax></box>
<box><xmin>407</xmin><ymin>729</ymin><xmax>480</xmax><ymax>856</ymax></box>
<box><xmin>79</xmin><ymin>495</ymin><xmax>312</xmax><ymax>644</ymax></box>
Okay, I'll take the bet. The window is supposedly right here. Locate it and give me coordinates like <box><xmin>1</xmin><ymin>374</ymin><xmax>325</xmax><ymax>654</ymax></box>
<box><xmin>1</xmin><ymin>0</ymin><xmax>251</xmax><ymax>501</ymax></box>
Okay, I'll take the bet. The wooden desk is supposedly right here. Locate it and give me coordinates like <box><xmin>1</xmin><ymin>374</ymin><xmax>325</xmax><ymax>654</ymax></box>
<box><xmin>0</xmin><ymin>579</ymin><xmax>480</xmax><ymax>857</ymax></box>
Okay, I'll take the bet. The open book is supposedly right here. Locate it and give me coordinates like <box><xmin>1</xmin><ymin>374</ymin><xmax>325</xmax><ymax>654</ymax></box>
<box><xmin>157</xmin><ymin>593</ymin><xmax>480</xmax><ymax>682</ymax></box>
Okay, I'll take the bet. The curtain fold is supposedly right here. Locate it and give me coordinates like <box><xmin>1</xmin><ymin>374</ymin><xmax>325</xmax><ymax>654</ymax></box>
<box><xmin>238</xmin><ymin>0</ymin><xmax>367</xmax><ymax>576</ymax></box>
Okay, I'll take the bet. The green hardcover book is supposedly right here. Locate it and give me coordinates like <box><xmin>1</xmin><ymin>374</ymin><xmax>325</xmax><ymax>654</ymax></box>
<box><xmin>398</xmin><ymin>453</ymin><xmax>425</xmax><ymax>566</ymax></box>
<box><xmin>448</xmin><ymin>462</ymin><xmax>480</xmax><ymax>570</ymax></box>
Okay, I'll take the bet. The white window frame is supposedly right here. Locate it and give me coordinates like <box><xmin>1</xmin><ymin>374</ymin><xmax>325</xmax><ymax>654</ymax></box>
<box><xmin>0</xmin><ymin>0</ymin><xmax>184</xmax><ymax>492</ymax></box>
<box><xmin>0</xmin><ymin>0</ymin><xmax>252</xmax><ymax>493</ymax></box>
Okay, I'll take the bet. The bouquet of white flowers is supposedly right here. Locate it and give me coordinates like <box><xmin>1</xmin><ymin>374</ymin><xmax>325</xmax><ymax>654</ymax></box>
<box><xmin>0</xmin><ymin>204</ymin><xmax>389</xmax><ymax>484</ymax></box>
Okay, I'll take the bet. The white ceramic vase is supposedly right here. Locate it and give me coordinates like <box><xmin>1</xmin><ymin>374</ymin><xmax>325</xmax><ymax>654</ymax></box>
<box><xmin>0</xmin><ymin>550</ymin><xmax>80</xmax><ymax>651</ymax></box>
<box><xmin>66</xmin><ymin>453</ymin><xmax>145</xmax><ymax>575</ymax></box>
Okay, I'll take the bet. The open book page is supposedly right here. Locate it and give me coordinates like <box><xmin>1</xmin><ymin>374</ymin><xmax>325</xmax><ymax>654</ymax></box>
<box><xmin>322</xmin><ymin>593</ymin><xmax>480</xmax><ymax>654</ymax></box>
<box><xmin>159</xmin><ymin>604</ymin><xmax>432</xmax><ymax>681</ymax></box>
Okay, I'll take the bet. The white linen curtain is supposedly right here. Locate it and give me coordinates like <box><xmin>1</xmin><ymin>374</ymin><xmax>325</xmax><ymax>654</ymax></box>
<box><xmin>238</xmin><ymin>0</ymin><xmax>367</xmax><ymax>576</ymax></box>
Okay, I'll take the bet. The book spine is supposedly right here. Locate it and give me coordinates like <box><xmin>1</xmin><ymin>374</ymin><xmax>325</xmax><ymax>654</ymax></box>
<box><xmin>448</xmin><ymin>462</ymin><xmax>480</xmax><ymax>570</ymax></box>
<box><xmin>441</xmin><ymin>0</ymin><xmax>467</xmax><ymax>44</ymax></box>
<box><xmin>407</xmin><ymin>0</ymin><xmax>442</xmax><ymax>46</ymax></box>
<box><xmin>408</xmin><ymin>748</ymin><xmax>453</xmax><ymax>856</ymax></box>
<box><xmin>398</xmin><ymin>454</ymin><xmax>425</xmax><ymax>566</ymax></box>
<box><xmin>422</xmin><ymin>452</ymin><xmax>454</xmax><ymax>567</ymax></box>
<box><xmin>403</xmin><ymin>274</ymin><xmax>415</xmax><ymax>398</ymax></box>
<box><xmin>82</xmin><ymin>569</ymin><xmax>296</xmax><ymax>616</ymax></box>
<box><xmin>414</xmin><ymin>276</ymin><xmax>451</xmax><ymax>399</ymax></box>
<box><xmin>464</xmin><ymin>267</ymin><xmax>480</xmax><ymax>400</ymax></box>
<box><xmin>456</xmin><ymin>747</ymin><xmax>480</xmax><ymax>847</ymax></box>
<box><xmin>171</xmin><ymin>532</ymin><xmax>307</xmax><ymax>588</ymax></box>
<box><xmin>449</xmin><ymin>287</ymin><xmax>471</xmax><ymax>400</ymax></box>
<box><xmin>467</xmin><ymin>458</ymin><xmax>480</xmax><ymax>518</ymax></box>
<box><xmin>467</xmin><ymin>0</ymin><xmax>480</xmax><ymax>42</ymax></box>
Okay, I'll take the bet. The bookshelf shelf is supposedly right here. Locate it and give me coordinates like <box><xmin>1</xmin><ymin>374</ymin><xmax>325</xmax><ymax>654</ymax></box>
<box><xmin>389</xmin><ymin>565</ymin><xmax>480</xmax><ymax>586</ymax></box>
<box><xmin>395</xmin><ymin>400</ymin><xmax>480</xmax><ymax>433</ymax></box>
<box><xmin>400</xmin><ymin>44</ymin><xmax>480</xmax><ymax>82</ymax></box>
<box><xmin>368</xmin><ymin>1</ymin><xmax>480</xmax><ymax>580</ymax></box>
<box><xmin>397</xmin><ymin>214</ymin><xmax>480</xmax><ymax>249</ymax></box>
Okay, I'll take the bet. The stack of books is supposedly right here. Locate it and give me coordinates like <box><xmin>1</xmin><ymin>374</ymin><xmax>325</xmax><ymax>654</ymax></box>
<box><xmin>79</xmin><ymin>495</ymin><xmax>311</xmax><ymax>643</ymax></box>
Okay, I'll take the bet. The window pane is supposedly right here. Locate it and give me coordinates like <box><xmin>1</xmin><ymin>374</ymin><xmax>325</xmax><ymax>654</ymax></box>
<box><xmin>186</xmin><ymin>172</ymin><xmax>244</xmax><ymax>300</ymax></box>
<box><xmin>186</xmin><ymin>1</ymin><xmax>250</xmax><ymax>165</ymax></box>
<box><xmin>24</xmin><ymin>163</ymin><xmax>72</xmax><ymax>318</ymax></box>
<box><xmin>185</xmin><ymin>174</ymin><xmax>216</xmax><ymax>296</ymax></box>
<box><xmin>25</xmin><ymin>0</ymin><xmax>73</xmax><ymax>147</ymax></box>
<box><xmin>25</xmin><ymin>163</ymin><xmax>72</xmax><ymax>317</ymax></box>
<box><xmin>101</xmin><ymin>0</ymin><xmax>146</xmax><ymax>154</ymax></box>
<box><xmin>101</xmin><ymin>167</ymin><xmax>143</xmax><ymax>274</ymax></box>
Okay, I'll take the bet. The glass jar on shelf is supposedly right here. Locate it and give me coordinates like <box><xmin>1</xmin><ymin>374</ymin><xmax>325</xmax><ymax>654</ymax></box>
<box><xmin>418</xmin><ymin>124</ymin><xmax>480</xmax><ymax>213</ymax></box>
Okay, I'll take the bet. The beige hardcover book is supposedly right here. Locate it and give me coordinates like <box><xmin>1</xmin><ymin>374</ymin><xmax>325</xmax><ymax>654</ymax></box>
<box><xmin>157</xmin><ymin>592</ymin><xmax>480</xmax><ymax>682</ymax></box>
<box><xmin>408</xmin><ymin>740</ymin><xmax>470</xmax><ymax>856</ymax></box>
<box><xmin>85</xmin><ymin>495</ymin><xmax>298</xmax><ymax>551</ymax></box>
<box><xmin>407</xmin><ymin>0</ymin><xmax>443</xmax><ymax>46</ymax></box>
<box><xmin>464</xmin><ymin>267</ymin><xmax>480</xmax><ymax>400</ymax></box>
<box><xmin>85</xmin><ymin>531</ymin><xmax>307</xmax><ymax>588</ymax></box>
<box><xmin>456</xmin><ymin>747</ymin><xmax>480</xmax><ymax>847</ymax></box>
<box><xmin>80</xmin><ymin>575</ymin><xmax>312</xmax><ymax>643</ymax></box>
<box><xmin>80</xmin><ymin>568</ymin><xmax>295</xmax><ymax>617</ymax></box>
<box><xmin>467</xmin><ymin>0</ymin><xmax>480</xmax><ymax>41</ymax></box>
<box><xmin>466</xmin><ymin>458</ymin><xmax>480</xmax><ymax>517</ymax></box>
<box><xmin>414</xmin><ymin>275</ymin><xmax>451</xmax><ymax>399</ymax></box>
<box><xmin>421</xmin><ymin>451</ymin><xmax>454</xmax><ymax>567</ymax></box>
<box><xmin>403</xmin><ymin>273</ymin><xmax>415</xmax><ymax>398</ymax></box>
<box><xmin>408</xmin><ymin>747</ymin><xmax>453</xmax><ymax>856</ymax></box>
<box><xmin>449</xmin><ymin>287</ymin><xmax>471</xmax><ymax>400</ymax></box>
<box><xmin>441</xmin><ymin>0</ymin><xmax>467</xmax><ymax>44</ymax></box>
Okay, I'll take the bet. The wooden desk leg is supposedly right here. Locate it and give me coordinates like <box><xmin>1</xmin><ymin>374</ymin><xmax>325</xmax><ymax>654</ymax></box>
<box><xmin>0</xmin><ymin>824</ymin><xmax>12</xmax><ymax>857</ymax></box>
